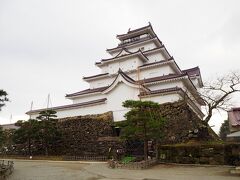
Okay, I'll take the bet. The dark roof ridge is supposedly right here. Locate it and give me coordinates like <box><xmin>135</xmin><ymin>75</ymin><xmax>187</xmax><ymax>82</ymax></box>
<box><xmin>118</xmin><ymin>68</ymin><xmax>136</xmax><ymax>83</ymax></box>
<box><xmin>83</xmin><ymin>73</ymin><xmax>109</xmax><ymax>80</ymax></box>
<box><xmin>113</xmin><ymin>47</ymin><xmax>135</xmax><ymax>58</ymax></box>
<box><xmin>139</xmin><ymin>57</ymin><xmax>173</xmax><ymax>68</ymax></box>
<box><xmin>230</xmin><ymin>107</ymin><xmax>240</xmax><ymax>111</ymax></box>
<box><xmin>101</xmin><ymin>49</ymin><xmax>142</xmax><ymax>62</ymax></box>
<box><xmin>139</xmin><ymin>87</ymin><xmax>182</xmax><ymax>96</ymax></box>
<box><xmin>183</xmin><ymin>66</ymin><xmax>199</xmax><ymax>71</ymax></box>
<box><xmin>139</xmin><ymin>73</ymin><xmax>187</xmax><ymax>84</ymax></box>
<box><xmin>106</xmin><ymin>36</ymin><xmax>157</xmax><ymax>52</ymax></box>
<box><xmin>116</xmin><ymin>24</ymin><xmax>152</xmax><ymax>38</ymax></box>
<box><xmin>66</xmin><ymin>86</ymin><xmax>108</xmax><ymax>97</ymax></box>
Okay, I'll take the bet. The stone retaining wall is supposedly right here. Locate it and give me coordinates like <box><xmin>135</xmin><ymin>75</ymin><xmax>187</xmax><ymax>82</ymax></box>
<box><xmin>159</xmin><ymin>143</ymin><xmax>240</xmax><ymax>165</ymax></box>
<box><xmin>155</xmin><ymin>101</ymin><xmax>217</xmax><ymax>144</ymax></box>
<box><xmin>1</xmin><ymin>101</ymin><xmax>218</xmax><ymax>157</ymax></box>
<box><xmin>57</xmin><ymin>111</ymin><xmax>125</xmax><ymax>156</ymax></box>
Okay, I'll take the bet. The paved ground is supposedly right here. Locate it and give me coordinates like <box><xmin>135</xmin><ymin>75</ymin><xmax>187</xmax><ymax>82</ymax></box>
<box><xmin>4</xmin><ymin>159</ymin><xmax>239</xmax><ymax>180</ymax></box>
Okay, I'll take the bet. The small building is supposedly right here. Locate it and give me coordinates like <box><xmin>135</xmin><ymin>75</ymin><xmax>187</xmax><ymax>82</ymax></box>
<box><xmin>227</xmin><ymin>107</ymin><xmax>240</xmax><ymax>141</ymax></box>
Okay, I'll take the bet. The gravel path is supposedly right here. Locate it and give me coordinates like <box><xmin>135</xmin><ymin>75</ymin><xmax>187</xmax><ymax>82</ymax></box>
<box><xmin>4</xmin><ymin>159</ymin><xmax>239</xmax><ymax>180</ymax></box>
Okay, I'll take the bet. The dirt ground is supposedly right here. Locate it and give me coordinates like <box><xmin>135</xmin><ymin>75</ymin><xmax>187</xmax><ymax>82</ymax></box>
<box><xmin>4</xmin><ymin>159</ymin><xmax>240</xmax><ymax>180</ymax></box>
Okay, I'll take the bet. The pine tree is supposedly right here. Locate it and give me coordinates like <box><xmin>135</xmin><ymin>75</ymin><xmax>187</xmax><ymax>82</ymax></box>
<box><xmin>119</xmin><ymin>100</ymin><xmax>165</xmax><ymax>160</ymax></box>
<box><xmin>37</xmin><ymin>110</ymin><xmax>58</xmax><ymax>156</ymax></box>
<box><xmin>219</xmin><ymin>120</ymin><xmax>230</xmax><ymax>141</ymax></box>
<box><xmin>0</xmin><ymin>89</ymin><xmax>8</xmax><ymax>111</ymax></box>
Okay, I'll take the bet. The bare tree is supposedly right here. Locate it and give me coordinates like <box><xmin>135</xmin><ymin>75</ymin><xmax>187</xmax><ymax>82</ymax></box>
<box><xmin>199</xmin><ymin>72</ymin><xmax>240</xmax><ymax>123</ymax></box>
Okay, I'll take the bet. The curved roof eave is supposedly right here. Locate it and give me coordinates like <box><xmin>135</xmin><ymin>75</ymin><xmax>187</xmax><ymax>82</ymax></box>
<box><xmin>102</xmin><ymin>69</ymin><xmax>149</xmax><ymax>94</ymax></box>
<box><xmin>26</xmin><ymin>98</ymin><xmax>107</xmax><ymax>115</ymax></box>
<box><xmin>96</xmin><ymin>50</ymin><xmax>149</xmax><ymax>67</ymax></box>
<box><xmin>116</xmin><ymin>24</ymin><xmax>156</xmax><ymax>40</ymax></box>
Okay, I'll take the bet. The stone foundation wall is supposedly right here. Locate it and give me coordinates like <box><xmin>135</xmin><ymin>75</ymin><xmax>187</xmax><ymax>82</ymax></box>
<box><xmin>159</xmin><ymin>143</ymin><xmax>240</xmax><ymax>165</ymax></box>
<box><xmin>154</xmin><ymin>101</ymin><xmax>217</xmax><ymax>144</ymax></box>
<box><xmin>57</xmin><ymin>111</ymin><xmax>125</xmax><ymax>156</ymax></box>
<box><xmin>1</xmin><ymin>101</ymin><xmax>217</xmax><ymax>157</ymax></box>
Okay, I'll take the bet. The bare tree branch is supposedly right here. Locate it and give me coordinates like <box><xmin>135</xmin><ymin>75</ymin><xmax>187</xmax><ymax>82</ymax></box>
<box><xmin>199</xmin><ymin>71</ymin><xmax>240</xmax><ymax>123</ymax></box>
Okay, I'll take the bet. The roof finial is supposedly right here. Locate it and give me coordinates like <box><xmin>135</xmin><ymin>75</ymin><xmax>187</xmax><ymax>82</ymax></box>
<box><xmin>128</xmin><ymin>28</ymin><xmax>131</xmax><ymax>32</ymax></box>
<box><xmin>118</xmin><ymin>68</ymin><xmax>123</xmax><ymax>73</ymax></box>
<box><xmin>148</xmin><ymin>22</ymin><xmax>152</xmax><ymax>26</ymax></box>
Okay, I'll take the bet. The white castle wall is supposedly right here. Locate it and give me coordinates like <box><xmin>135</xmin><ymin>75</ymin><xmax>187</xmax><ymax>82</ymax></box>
<box><xmin>145</xmin><ymin>51</ymin><xmax>166</xmax><ymax>63</ymax></box>
<box><xmin>89</xmin><ymin>77</ymin><xmax>114</xmax><ymax>89</ymax></box>
<box><xmin>139</xmin><ymin>65</ymin><xmax>175</xmax><ymax>79</ymax></box>
<box><xmin>141</xmin><ymin>93</ymin><xmax>182</xmax><ymax>104</ymax></box>
<box><xmin>29</xmin><ymin>103</ymin><xmax>108</xmax><ymax>119</ymax></box>
<box><xmin>106</xmin><ymin>82</ymin><xmax>139</xmax><ymax>121</ymax></box>
<box><xmin>88</xmin><ymin>64</ymin><xmax>175</xmax><ymax>89</ymax></box>
<box><xmin>102</xmin><ymin>56</ymin><xmax>144</xmax><ymax>75</ymax></box>
<box><xmin>28</xmin><ymin>28</ymin><xmax>203</xmax><ymax>121</ymax></box>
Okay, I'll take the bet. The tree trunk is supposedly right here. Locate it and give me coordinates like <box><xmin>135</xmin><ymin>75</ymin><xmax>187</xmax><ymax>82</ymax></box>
<box><xmin>155</xmin><ymin>140</ymin><xmax>159</xmax><ymax>159</ymax></box>
<box><xmin>144</xmin><ymin>139</ymin><xmax>148</xmax><ymax>160</ymax></box>
<box><xmin>28</xmin><ymin>138</ymin><xmax>31</xmax><ymax>156</ymax></box>
<box><xmin>45</xmin><ymin>139</ymin><xmax>48</xmax><ymax>156</ymax></box>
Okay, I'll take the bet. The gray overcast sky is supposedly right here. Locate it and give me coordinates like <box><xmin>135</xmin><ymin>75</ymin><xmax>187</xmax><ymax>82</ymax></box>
<box><xmin>1</xmin><ymin>0</ymin><xmax>240</xmax><ymax>133</ymax></box>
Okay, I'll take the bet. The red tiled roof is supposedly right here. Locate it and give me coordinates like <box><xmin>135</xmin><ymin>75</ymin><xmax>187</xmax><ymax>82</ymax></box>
<box><xmin>183</xmin><ymin>67</ymin><xmax>200</xmax><ymax>76</ymax></box>
<box><xmin>106</xmin><ymin>37</ymin><xmax>160</xmax><ymax>52</ymax></box>
<box><xmin>116</xmin><ymin>24</ymin><xmax>153</xmax><ymax>38</ymax></box>
<box><xmin>67</xmin><ymin>73</ymin><xmax>188</xmax><ymax>98</ymax></box>
<box><xmin>83</xmin><ymin>73</ymin><xmax>109</xmax><ymax>80</ymax></box>
<box><xmin>66</xmin><ymin>86</ymin><xmax>108</xmax><ymax>98</ymax></box>
<box><xmin>232</xmin><ymin>107</ymin><xmax>240</xmax><ymax>111</ymax></box>
<box><xmin>26</xmin><ymin>98</ymin><xmax>107</xmax><ymax>114</ymax></box>
<box><xmin>97</xmin><ymin>49</ymin><xmax>148</xmax><ymax>65</ymax></box>
<box><xmin>139</xmin><ymin>59</ymin><xmax>172</xmax><ymax>68</ymax></box>
<box><xmin>139</xmin><ymin>87</ymin><xmax>182</xmax><ymax>96</ymax></box>
<box><xmin>67</xmin><ymin>71</ymin><xmax>201</xmax><ymax>98</ymax></box>
<box><xmin>139</xmin><ymin>73</ymin><xmax>187</xmax><ymax>84</ymax></box>
<box><xmin>86</xmin><ymin>59</ymin><xmax>173</xmax><ymax>81</ymax></box>
<box><xmin>228</xmin><ymin>108</ymin><xmax>240</xmax><ymax>126</ymax></box>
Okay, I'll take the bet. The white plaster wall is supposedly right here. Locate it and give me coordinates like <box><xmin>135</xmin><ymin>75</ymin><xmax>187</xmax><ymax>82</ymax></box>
<box><xmin>29</xmin><ymin>103</ymin><xmax>108</xmax><ymax>119</ymax></box>
<box><xmin>72</xmin><ymin>94</ymin><xmax>107</xmax><ymax>104</ymax></box>
<box><xmin>127</xmin><ymin>42</ymin><xmax>157</xmax><ymax>52</ymax></box>
<box><xmin>147</xmin><ymin>81</ymin><xmax>201</xmax><ymax>109</ymax></box>
<box><xmin>147</xmin><ymin>81</ymin><xmax>185</xmax><ymax>91</ymax></box>
<box><xmin>90</xmin><ymin>64</ymin><xmax>176</xmax><ymax>88</ymax></box>
<box><xmin>106</xmin><ymin>82</ymin><xmax>140</xmax><ymax>121</ymax></box>
<box><xmin>105</xmin><ymin>56</ymin><xmax>143</xmax><ymax>74</ymax></box>
<box><xmin>89</xmin><ymin>77</ymin><xmax>114</xmax><ymax>89</ymax></box>
<box><xmin>139</xmin><ymin>65</ymin><xmax>175</xmax><ymax>79</ymax></box>
<box><xmin>55</xmin><ymin>103</ymin><xmax>107</xmax><ymax>118</ymax></box>
<box><xmin>119</xmin><ymin>57</ymin><xmax>140</xmax><ymax>72</ymax></box>
<box><xmin>142</xmin><ymin>93</ymin><xmax>182</xmax><ymax>104</ymax></box>
<box><xmin>145</xmin><ymin>52</ymin><xmax>166</xmax><ymax>63</ymax></box>
<box><xmin>100</xmin><ymin>65</ymin><xmax>108</xmax><ymax>73</ymax></box>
